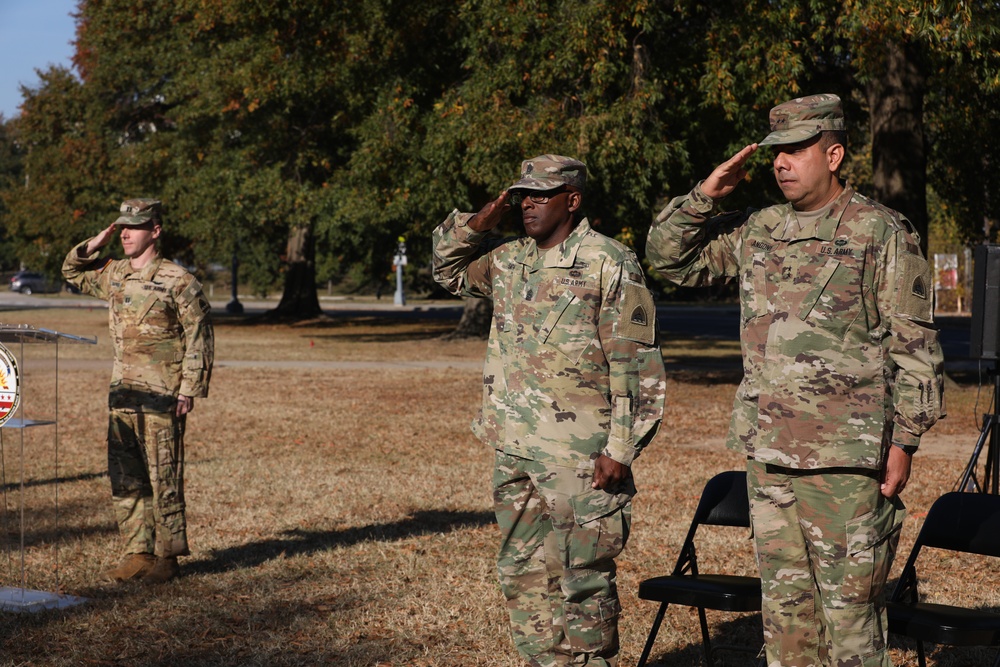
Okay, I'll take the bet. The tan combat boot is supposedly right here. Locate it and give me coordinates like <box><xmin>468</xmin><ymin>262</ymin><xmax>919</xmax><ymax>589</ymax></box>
<box><xmin>141</xmin><ymin>556</ymin><xmax>179</xmax><ymax>585</ymax></box>
<box><xmin>104</xmin><ymin>553</ymin><xmax>156</xmax><ymax>582</ymax></box>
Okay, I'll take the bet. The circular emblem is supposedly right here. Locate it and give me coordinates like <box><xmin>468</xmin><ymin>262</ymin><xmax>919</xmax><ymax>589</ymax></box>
<box><xmin>0</xmin><ymin>343</ymin><xmax>20</xmax><ymax>427</ymax></box>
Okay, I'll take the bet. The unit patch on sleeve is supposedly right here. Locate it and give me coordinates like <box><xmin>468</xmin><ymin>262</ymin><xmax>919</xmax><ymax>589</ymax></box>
<box><xmin>615</xmin><ymin>280</ymin><xmax>656</xmax><ymax>345</ymax></box>
<box><xmin>897</xmin><ymin>252</ymin><xmax>933</xmax><ymax>322</ymax></box>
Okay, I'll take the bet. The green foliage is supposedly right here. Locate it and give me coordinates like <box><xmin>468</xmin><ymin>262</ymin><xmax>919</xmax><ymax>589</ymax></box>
<box><xmin>1</xmin><ymin>0</ymin><xmax>999</xmax><ymax>309</ymax></box>
<box><xmin>1</xmin><ymin>66</ymin><xmax>119</xmax><ymax>276</ymax></box>
<box><xmin>423</xmin><ymin>0</ymin><xmax>694</xmax><ymax>234</ymax></box>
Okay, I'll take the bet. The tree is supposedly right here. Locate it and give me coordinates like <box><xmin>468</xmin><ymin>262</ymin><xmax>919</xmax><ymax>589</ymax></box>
<box><xmin>694</xmin><ymin>0</ymin><xmax>1000</xmax><ymax>253</ymax></box>
<box><xmin>3</xmin><ymin>0</ymin><xmax>998</xmax><ymax>320</ymax></box>
<box><xmin>0</xmin><ymin>116</ymin><xmax>25</xmax><ymax>270</ymax></box>
<box><xmin>410</xmin><ymin>0</ymin><xmax>704</xmax><ymax>335</ymax></box>
<box><xmin>0</xmin><ymin>65</ymin><xmax>120</xmax><ymax>277</ymax></box>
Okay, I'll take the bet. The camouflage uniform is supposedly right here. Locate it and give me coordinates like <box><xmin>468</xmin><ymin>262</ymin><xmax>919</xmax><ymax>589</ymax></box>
<box><xmin>63</xmin><ymin>203</ymin><xmax>213</xmax><ymax>560</ymax></box>
<box><xmin>434</xmin><ymin>156</ymin><xmax>666</xmax><ymax>667</ymax></box>
<box><xmin>646</xmin><ymin>96</ymin><xmax>943</xmax><ymax>666</ymax></box>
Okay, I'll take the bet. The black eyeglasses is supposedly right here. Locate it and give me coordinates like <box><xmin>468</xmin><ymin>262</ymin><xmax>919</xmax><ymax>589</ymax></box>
<box><xmin>508</xmin><ymin>188</ymin><xmax>570</xmax><ymax>206</ymax></box>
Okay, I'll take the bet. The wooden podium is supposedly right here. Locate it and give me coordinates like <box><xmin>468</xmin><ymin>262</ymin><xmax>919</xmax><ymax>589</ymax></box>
<box><xmin>0</xmin><ymin>325</ymin><xmax>96</xmax><ymax>612</ymax></box>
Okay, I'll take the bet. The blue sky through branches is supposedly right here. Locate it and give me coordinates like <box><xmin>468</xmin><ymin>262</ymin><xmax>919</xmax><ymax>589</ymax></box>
<box><xmin>0</xmin><ymin>0</ymin><xmax>77</xmax><ymax>119</ymax></box>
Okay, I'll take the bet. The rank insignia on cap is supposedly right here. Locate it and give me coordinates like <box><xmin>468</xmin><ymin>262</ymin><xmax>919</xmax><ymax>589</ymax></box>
<box><xmin>912</xmin><ymin>276</ymin><xmax>927</xmax><ymax>299</ymax></box>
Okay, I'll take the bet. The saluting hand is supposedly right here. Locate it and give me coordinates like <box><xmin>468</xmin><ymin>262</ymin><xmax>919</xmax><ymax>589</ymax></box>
<box><xmin>85</xmin><ymin>224</ymin><xmax>119</xmax><ymax>255</ymax></box>
<box><xmin>702</xmin><ymin>144</ymin><xmax>758</xmax><ymax>200</ymax></box>
<box><xmin>467</xmin><ymin>191</ymin><xmax>513</xmax><ymax>233</ymax></box>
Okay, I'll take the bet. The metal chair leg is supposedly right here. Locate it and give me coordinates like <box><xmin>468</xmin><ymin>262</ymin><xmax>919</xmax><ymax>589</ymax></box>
<box><xmin>636</xmin><ymin>602</ymin><xmax>668</xmax><ymax>667</ymax></box>
<box><xmin>697</xmin><ymin>606</ymin><xmax>714</xmax><ymax>667</ymax></box>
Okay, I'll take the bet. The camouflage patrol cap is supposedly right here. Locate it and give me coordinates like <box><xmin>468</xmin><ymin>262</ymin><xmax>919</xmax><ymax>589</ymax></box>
<box><xmin>759</xmin><ymin>94</ymin><xmax>845</xmax><ymax>146</ymax></box>
<box><xmin>509</xmin><ymin>154</ymin><xmax>587</xmax><ymax>192</ymax></box>
<box><xmin>114</xmin><ymin>198</ymin><xmax>162</xmax><ymax>226</ymax></box>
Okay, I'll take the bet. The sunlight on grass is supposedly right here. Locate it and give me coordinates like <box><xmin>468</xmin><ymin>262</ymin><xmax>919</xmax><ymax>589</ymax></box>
<box><xmin>0</xmin><ymin>307</ymin><xmax>991</xmax><ymax>666</ymax></box>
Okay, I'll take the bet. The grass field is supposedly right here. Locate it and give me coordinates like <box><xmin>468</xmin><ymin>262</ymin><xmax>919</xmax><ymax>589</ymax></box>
<box><xmin>0</xmin><ymin>304</ymin><xmax>994</xmax><ymax>666</ymax></box>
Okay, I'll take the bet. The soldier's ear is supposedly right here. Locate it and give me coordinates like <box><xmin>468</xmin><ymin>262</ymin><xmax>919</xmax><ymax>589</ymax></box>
<box><xmin>826</xmin><ymin>143</ymin><xmax>845</xmax><ymax>174</ymax></box>
<box><xmin>151</xmin><ymin>223</ymin><xmax>162</xmax><ymax>240</ymax></box>
<box><xmin>566</xmin><ymin>189</ymin><xmax>583</xmax><ymax>214</ymax></box>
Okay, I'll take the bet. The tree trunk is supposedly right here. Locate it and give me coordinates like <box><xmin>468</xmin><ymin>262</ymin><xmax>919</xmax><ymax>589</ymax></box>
<box><xmin>867</xmin><ymin>40</ymin><xmax>929</xmax><ymax>255</ymax></box>
<box><xmin>272</xmin><ymin>223</ymin><xmax>322</xmax><ymax>320</ymax></box>
<box><xmin>443</xmin><ymin>296</ymin><xmax>492</xmax><ymax>340</ymax></box>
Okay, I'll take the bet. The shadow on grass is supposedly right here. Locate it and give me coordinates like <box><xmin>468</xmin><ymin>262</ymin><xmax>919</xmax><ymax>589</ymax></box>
<box><xmin>639</xmin><ymin>612</ymin><xmax>763</xmax><ymax>666</ymax></box>
<box><xmin>0</xmin><ymin>470</ymin><xmax>106</xmax><ymax>493</ymax></box>
<box><xmin>187</xmin><ymin>509</ymin><xmax>495</xmax><ymax>575</ymax></box>
<box><xmin>217</xmin><ymin>306</ymin><xmax>463</xmax><ymax>327</ymax></box>
<box><xmin>0</xmin><ymin>498</ymin><xmax>117</xmax><ymax>549</ymax></box>
<box><xmin>216</xmin><ymin>308</ymin><xmax>465</xmax><ymax>342</ymax></box>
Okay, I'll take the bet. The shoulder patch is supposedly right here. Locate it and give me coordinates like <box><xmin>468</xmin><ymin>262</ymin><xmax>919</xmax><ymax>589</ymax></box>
<box><xmin>897</xmin><ymin>252</ymin><xmax>933</xmax><ymax>322</ymax></box>
<box><xmin>615</xmin><ymin>279</ymin><xmax>656</xmax><ymax>345</ymax></box>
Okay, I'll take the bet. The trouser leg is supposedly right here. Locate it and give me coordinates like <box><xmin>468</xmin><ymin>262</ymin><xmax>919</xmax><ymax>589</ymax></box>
<box><xmin>748</xmin><ymin>460</ymin><xmax>903</xmax><ymax>667</ymax></box>
<box><xmin>108</xmin><ymin>411</ymin><xmax>154</xmax><ymax>555</ymax></box>
<box><xmin>494</xmin><ymin>452</ymin><xmax>632</xmax><ymax>667</ymax></box>
<box><xmin>494</xmin><ymin>452</ymin><xmax>562</xmax><ymax>665</ymax></box>
<box><xmin>108</xmin><ymin>409</ymin><xmax>189</xmax><ymax>558</ymax></box>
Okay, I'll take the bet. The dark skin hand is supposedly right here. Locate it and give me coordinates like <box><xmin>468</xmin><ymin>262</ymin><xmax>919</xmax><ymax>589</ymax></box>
<box><xmin>880</xmin><ymin>445</ymin><xmax>912</xmax><ymax>498</ymax></box>
<box><xmin>593</xmin><ymin>455</ymin><xmax>629</xmax><ymax>490</ymax></box>
<box><xmin>466</xmin><ymin>190</ymin><xmax>512</xmax><ymax>233</ymax></box>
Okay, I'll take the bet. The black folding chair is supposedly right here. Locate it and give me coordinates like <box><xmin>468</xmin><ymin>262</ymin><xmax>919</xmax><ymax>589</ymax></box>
<box><xmin>888</xmin><ymin>491</ymin><xmax>1000</xmax><ymax>667</ymax></box>
<box><xmin>636</xmin><ymin>470</ymin><xmax>761</xmax><ymax>667</ymax></box>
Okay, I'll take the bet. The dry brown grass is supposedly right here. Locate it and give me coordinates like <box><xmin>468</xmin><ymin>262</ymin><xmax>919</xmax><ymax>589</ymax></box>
<box><xmin>0</xmin><ymin>304</ymin><xmax>994</xmax><ymax>666</ymax></box>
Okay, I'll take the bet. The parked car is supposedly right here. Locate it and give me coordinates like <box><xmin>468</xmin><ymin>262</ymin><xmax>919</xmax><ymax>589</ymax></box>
<box><xmin>8</xmin><ymin>271</ymin><xmax>59</xmax><ymax>295</ymax></box>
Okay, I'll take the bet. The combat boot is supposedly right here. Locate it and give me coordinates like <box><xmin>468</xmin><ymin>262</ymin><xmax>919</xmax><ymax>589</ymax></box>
<box><xmin>104</xmin><ymin>553</ymin><xmax>156</xmax><ymax>582</ymax></box>
<box><xmin>142</xmin><ymin>556</ymin><xmax>179</xmax><ymax>585</ymax></box>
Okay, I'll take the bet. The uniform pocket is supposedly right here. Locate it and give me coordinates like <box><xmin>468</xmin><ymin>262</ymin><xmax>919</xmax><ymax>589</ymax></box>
<box><xmin>741</xmin><ymin>253</ymin><xmax>769</xmax><ymax>324</ymax></box>
<box><xmin>841</xmin><ymin>495</ymin><xmax>905</xmax><ymax>605</ymax></box>
<box><xmin>154</xmin><ymin>424</ymin><xmax>184</xmax><ymax>514</ymax></box>
<box><xmin>567</xmin><ymin>484</ymin><xmax>634</xmax><ymax>568</ymax></box>
<box><xmin>798</xmin><ymin>258</ymin><xmax>864</xmax><ymax>339</ymax></box>
<box><xmin>538</xmin><ymin>289</ymin><xmax>596</xmax><ymax>363</ymax></box>
<box><xmin>566</xmin><ymin>595</ymin><xmax>621</xmax><ymax>654</ymax></box>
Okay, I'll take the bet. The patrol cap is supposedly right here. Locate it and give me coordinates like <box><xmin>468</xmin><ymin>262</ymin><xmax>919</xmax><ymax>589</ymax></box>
<box><xmin>114</xmin><ymin>198</ymin><xmax>162</xmax><ymax>226</ymax></box>
<box><xmin>759</xmin><ymin>94</ymin><xmax>845</xmax><ymax>146</ymax></box>
<box><xmin>508</xmin><ymin>154</ymin><xmax>587</xmax><ymax>192</ymax></box>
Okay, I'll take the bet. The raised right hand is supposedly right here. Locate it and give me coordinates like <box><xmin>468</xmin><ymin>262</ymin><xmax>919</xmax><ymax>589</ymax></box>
<box><xmin>85</xmin><ymin>224</ymin><xmax>119</xmax><ymax>255</ymax></box>
<box><xmin>702</xmin><ymin>144</ymin><xmax>759</xmax><ymax>200</ymax></box>
<box><xmin>467</xmin><ymin>191</ymin><xmax>512</xmax><ymax>233</ymax></box>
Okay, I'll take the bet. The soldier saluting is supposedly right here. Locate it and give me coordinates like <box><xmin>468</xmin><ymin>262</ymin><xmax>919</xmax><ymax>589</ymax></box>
<box><xmin>64</xmin><ymin>198</ymin><xmax>214</xmax><ymax>585</ymax></box>
<box><xmin>434</xmin><ymin>155</ymin><xmax>666</xmax><ymax>666</ymax></box>
<box><xmin>646</xmin><ymin>95</ymin><xmax>944</xmax><ymax>666</ymax></box>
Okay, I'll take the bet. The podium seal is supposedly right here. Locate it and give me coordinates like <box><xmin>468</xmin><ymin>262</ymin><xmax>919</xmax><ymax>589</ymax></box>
<box><xmin>0</xmin><ymin>343</ymin><xmax>20</xmax><ymax>426</ymax></box>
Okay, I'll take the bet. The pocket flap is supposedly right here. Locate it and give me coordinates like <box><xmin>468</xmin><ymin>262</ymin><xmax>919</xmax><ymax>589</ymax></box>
<box><xmin>847</xmin><ymin>495</ymin><xmax>906</xmax><ymax>557</ymax></box>
<box><xmin>570</xmin><ymin>479</ymin><xmax>636</xmax><ymax>526</ymax></box>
